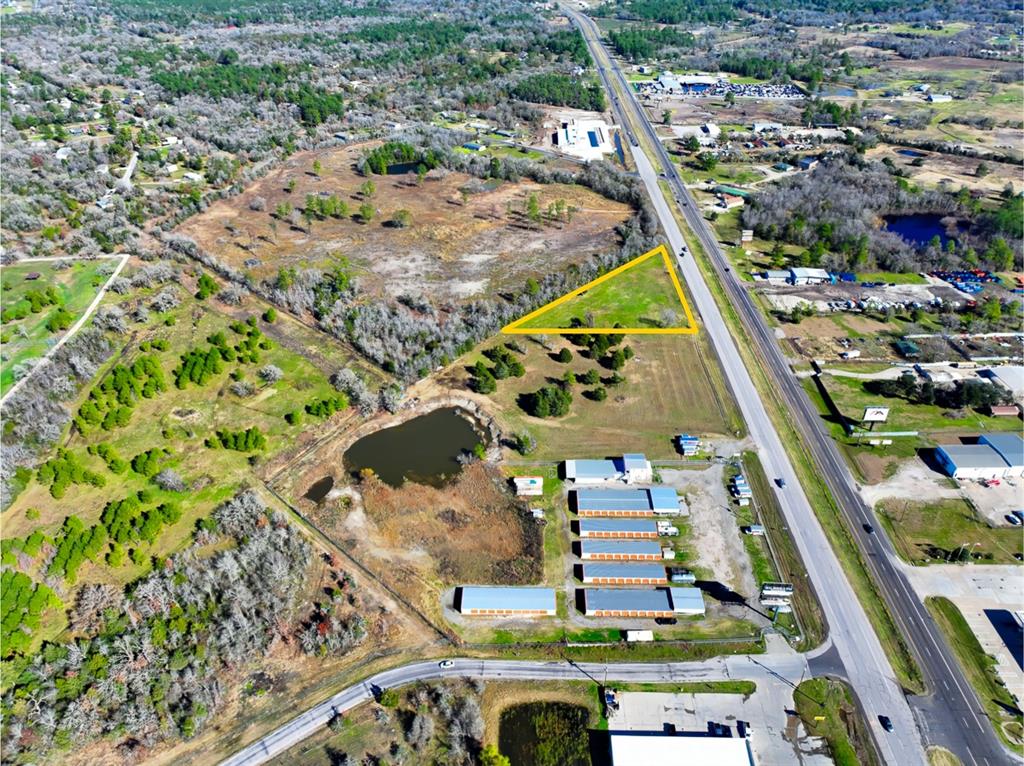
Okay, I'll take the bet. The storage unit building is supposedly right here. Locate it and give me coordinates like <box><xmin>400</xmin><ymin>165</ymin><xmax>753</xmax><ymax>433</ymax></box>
<box><xmin>572</xmin><ymin>487</ymin><xmax>681</xmax><ymax>517</ymax></box>
<box><xmin>582</xmin><ymin>588</ymin><xmax>675</xmax><ymax>617</ymax></box>
<box><xmin>581</xmin><ymin>563</ymin><xmax>668</xmax><ymax>585</ymax></box>
<box><xmin>578</xmin><ymin>518</ymin><xmax>659</xmax><ymax>539</ymax></box>
<box><xmin>669</xmin><ymin>587</ymin><xmax>706</xmax><ymax>616</ymax></box>
<box><xmin>579</xmin><ymin>540</ymin><xmax>665</xmax><ymax>561</ymax></box>
<box><xmin>458</xmin><ymin>587</ymin><xmax>556</xmax><ymax>617</ymax></box>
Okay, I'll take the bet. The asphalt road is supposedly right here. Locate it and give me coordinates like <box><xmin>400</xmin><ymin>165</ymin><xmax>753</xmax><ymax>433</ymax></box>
<box><xmin>219</xmin><ymin>654</ymin><xmax>810</xmax><ymax>766</ymax></box>
<box><xmin>563</xmin><ymin>8</ymin><xmax>1015</xmax><ymax>766</ymax></box>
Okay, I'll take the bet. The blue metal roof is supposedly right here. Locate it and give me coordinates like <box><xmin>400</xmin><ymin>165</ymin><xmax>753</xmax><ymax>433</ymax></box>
<box><xmin>574</xmin><ymin>487</ymin><xmax>679</xmax><ymax>512</ymax></box>
<box><xmin>580</xmin><ymin>540</ymin><xmax>662</xmax><ymax>556</ymax></box>
<box><xmin>570</xmin><ymin>459</ymin><xmax>619</xmax><ymax>478</ymax></box>
<box><xmin>459</xmin><ymin>587</ymin><xmax>556</xmax><ymax>612</ymax></box>
<box><xmin>582</xmin><ymin>563</ymin><xmax>667</xmax><ymax>580</ymax></box>
<box><xmin>579</xmin><ymin>518</ymin><xmax>658</xmax><ymax>534</ymax></box>
<box><xmin>979</xmin><ymin>433</ymin><xmax>1024</xmax><ymax>468</ymax></box>
<box><xmin>583</xmin><ymin>588</ymin><xmax>673</xmax><ymax>612</ymax></box>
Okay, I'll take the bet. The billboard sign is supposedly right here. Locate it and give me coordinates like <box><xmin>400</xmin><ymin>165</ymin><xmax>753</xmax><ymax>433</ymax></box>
<box><xmin>862</xmin><ymin>406</ymin><xmax>890</xmax><ymax>423</ymax></box>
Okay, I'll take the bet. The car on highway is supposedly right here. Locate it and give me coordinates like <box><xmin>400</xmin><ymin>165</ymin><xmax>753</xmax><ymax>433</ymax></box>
<box><xmin>863</xmin><ymin>523</ymin><xmax>875</xmax><ymax>534</ymax></box>
<box><xmin>879</xmin><ymin>715</ymin><xmax>894</xmax><ymax>732</ymax></box>
<box><xmin>775</xmin><ymin>477</ymin><xmax>786</xmax><ymax>488</ymax></box>
<box><xmin>1006</xmin><ymin>514</ymin><xmax>1021</xmax><ymax>526</ymax></box>
<box><xmin>438</xmin><ymin>660</ymin><xmax>454</xmax><ymax>669</ymax></box>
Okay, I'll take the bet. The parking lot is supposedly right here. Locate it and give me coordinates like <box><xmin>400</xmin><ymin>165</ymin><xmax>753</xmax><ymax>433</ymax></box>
<box><xmin>608</xmin><ymin>680</ymin><xmax>832</xmax><ymax>765</ymax></box>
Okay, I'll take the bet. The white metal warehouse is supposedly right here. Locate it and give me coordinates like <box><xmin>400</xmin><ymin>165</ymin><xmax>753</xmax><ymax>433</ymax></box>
<box><xmin>581</xmin><ymin>563</ymin><xmax>668</xmax><ymax>585</ymax></box>
<box><xmin>578</xmin><ymin>518</ymin><xmax>659</xmax><ymax>539</ymax></box>
<box><xmin>579</xmin><ymin>539</ymin><xmax>665</xmax><ymax>561</ymax></box>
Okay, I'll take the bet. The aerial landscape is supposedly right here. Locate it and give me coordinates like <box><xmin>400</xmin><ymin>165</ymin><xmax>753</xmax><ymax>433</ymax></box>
<box><xmin>0</xmin><ymin>0</ymin><xmax>1021</xmax><ymax>764</ymax></box>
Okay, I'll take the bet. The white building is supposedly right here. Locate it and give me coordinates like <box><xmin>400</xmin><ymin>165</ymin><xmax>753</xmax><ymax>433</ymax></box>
<box><xmin>934</xmin><ymin>435</ymin><xmax>1024</xmax><ymax>480</ymax></box>
<box><xmin>788</xmin><ymin>267</ymin><xmax>832</xmax><ymax>285</ymax></box>
<box><xmin>565</xmin><ymin>454</ymin><xmax>653</xmax><ymax>485</ymax></box>
<box><xmin>610</xmin><ymin>733</ymin><xmax>756</xmax><ymax>766</ymax></box>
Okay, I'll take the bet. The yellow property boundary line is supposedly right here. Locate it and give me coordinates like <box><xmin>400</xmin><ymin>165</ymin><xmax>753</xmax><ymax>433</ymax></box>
<box><xmin>502</xmin><ymin>244</ymin><xmax>699</xmax><ymax>335</ymax></box>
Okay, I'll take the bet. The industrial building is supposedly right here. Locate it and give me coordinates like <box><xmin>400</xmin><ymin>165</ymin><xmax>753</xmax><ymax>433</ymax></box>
<box><xmin>579</xmin><ymin>539</ymin><xmax>666</xmax><ymax>561</ymax></box>
<box><xmin>581</xmin><ymin>563</ymin><xmax>668</xmax><ymax>585</ymax></box>
<box><xmin>582</xmin><ymin>588</ymin><xmax>674</xmax><ymax>617</ymax></box>
<box><xmin>934</xmin><ymin>434</ymin><xmax>1024</xmax><ymax>479</ymax></box>
<box><xmin>578</xmin><ymin>518</ymin><xmax>660</xmax><ymax>539</ymax></box>
<box><xmin>565</xmin><ymin>454</ymin><xmax>653</xmax><ymax>485</ymax></box>
<box><xmin>609</xmin><ymin>733</ymin><xmax>756</xmax><ymax>766</ymax></box>
<box><xmin>457</xmin><ymin>586</ymin><xmax>556</xmax><ymax>617</ymax></box>
<box><xmin>669</xmin><ymin>587</ymin><xmax>706</xmax><ymax>615</ymax></box>
<box><xmin>572</xmin><ymin>487</ymin><xmax>682</xmax><ymax>516</ymax></box>
<box><xmin>788</xmin><ymin>267</ymin><xmax>831</xmax><ymax>285</ymax></box>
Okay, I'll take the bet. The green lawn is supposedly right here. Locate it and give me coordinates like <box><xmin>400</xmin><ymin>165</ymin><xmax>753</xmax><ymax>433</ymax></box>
<box><xmin>795</xmin><ymin>678</ymin><xmax>878</xmax><ymax>766</ymax></box>
<box><xmin>926</xmin><ymin>597</ymin><xmax>1024</xmax><ymax>755</ymax></box>
<box><xmin>878</xmin><ymin>498</ymin><xmax>1023</xmax><ymax>565</ymax></box>
<box><xmin>1</xmin><ymin>260</ymin><xmax>110</xmax><ymax>393</ymax></box>
<box><xmin>856</xmin><ymin>271</ymin><xmax>927</xmax><ymax>285</ymax></box>
<box><xmin>517</xmin><ymin>251</ymin><xmax>690</xmax><ymax>331</ymax></box>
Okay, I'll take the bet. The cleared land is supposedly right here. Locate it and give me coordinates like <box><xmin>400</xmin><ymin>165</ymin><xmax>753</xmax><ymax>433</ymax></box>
<box><xmin>443</xmin><ymin>333</ymin><xmax>742</xmax><ymax>460</ymax></box>
<box><xmin>0</xmin><ymin>260</ymin><xmax>108</xmax><ymax>392</ymax></box>
<box><xmin>877</xmin><ymin>498</ymin><xmax>1023</xmax><ymax>565</ymax></box>
<box><xmin>177</xmin><ymin>141</ymin><xmax>633</xmax><ymax>304</ymax></box>
<box><xmin>926</xmin><ymin>597</ymin><xmax>1024</xmax><ymax>755</ymax></box>
<box><xmin>514</xmin><ymin>248</ymin><xmax>693</xmax><ymax>331</ymax></box>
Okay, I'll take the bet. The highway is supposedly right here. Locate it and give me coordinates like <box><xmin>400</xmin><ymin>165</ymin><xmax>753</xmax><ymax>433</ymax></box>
<box><xmin>220</xmin><ymin>654</ymin><xmax>809</xmax><ymax>766</ymax></box>
<box><xmin>564</xmin><ymin>7</ymin><xmax>1014</xmax><ymax>766</ymax></box>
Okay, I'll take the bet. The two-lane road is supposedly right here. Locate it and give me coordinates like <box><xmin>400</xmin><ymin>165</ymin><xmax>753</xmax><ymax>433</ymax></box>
<box><xmin>219</xmin><ymin>654</ymin><xmax>810</xmax><ymax>766</ymax></box>
<box><xmin>565</xmin><ymin>8</ymin><xmax>1014</xmax><ymax>766</ymax></box>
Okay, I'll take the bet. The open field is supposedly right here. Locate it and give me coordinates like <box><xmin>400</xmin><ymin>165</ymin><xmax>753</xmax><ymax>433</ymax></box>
<box><xmin>515</xmin><ymin>248</ymin><xmax>692</xmax><ymax>331</ymax></box>
<box><xmin>926</xmin><ymin>597</ymin><xmax>1024</xmax><ymax>755</ymax></box>
<box><xmin>444</xmin><ymin>332</ymin><xmax>742</xmax><ymax>460</ymax></box>
<box><xmin>877</xmin><ymin>498</ymin><xmax>1023</xmax><ymax>565</ymax></box>
<box><xmin>0</xmin><ymin>259</ymin><xmax>109</xmax><ymax>392</ymax></box>
<box><xmin>177</xmin><ymin>141</ymin><xmax>633</xmax><ymax>304</ymax></box>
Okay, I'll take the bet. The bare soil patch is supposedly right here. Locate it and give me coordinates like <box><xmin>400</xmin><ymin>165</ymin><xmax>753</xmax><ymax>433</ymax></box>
<box><xmin>176</xmin><ymin>141</ymin><xmax>632</xmax><ymax>304</ymax></box>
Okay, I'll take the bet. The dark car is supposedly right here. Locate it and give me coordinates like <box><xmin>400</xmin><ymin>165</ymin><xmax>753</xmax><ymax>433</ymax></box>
<box><xmin>775</xmin><ymin>477</ymin><xmax>786</xmax><ymax>488</ymax></box>
<box><xmin>863</xmin><ymin>523</ymin><xmax>875</xmax><ymax>534</ymax></box>
<box><xmin>878</xmin><ymin>715</ymin><xmax>894</xmax><ymax>732</ymax></box>
<box><xmin>654</xmin><ymin>617</ymin><xmax>678</xmax><ymax>626</ymax></box>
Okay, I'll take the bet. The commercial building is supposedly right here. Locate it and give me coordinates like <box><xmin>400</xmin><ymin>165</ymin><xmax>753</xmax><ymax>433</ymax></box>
<box><xmin>565</xmin><ymin>454</ymin><xmax>653</xmax><ymax>485</ymax></box>
<box><xmin>578</xmin><ymin>518</ymin><xmax>660</xmax><ymax>539</ymax></box>
<box><xmin>979</xmin><ymin>433</ymin><xmax>1024</xmax><ymax>477</ymax></box>
<box><xmin>609</xmin><ymin>733</ymin><xmax>756</xmax><ymax>766</ymax></box>
<box><xmin>582</xmin><ymin>588</ymin><xmax>674</xmax><ymax>617</ymax></box>
<box><xmin>572</xmin><ymin>487</ymin><xmax>681</xmax><ymax>516</ymax></box>
<box><xmin>934</xmin><ymin>443</ymin><xmax>1013</xmax><ymax>480</ymax></box>
<box><xmin>669</xmin><ymin>587</ymin><xmax>706</xmax><ymax>615</ymax></box>
<box><xmin>984</xmin><ymin>365</ymin><xmax>1024</xmax><ymax>399</ymax></box>
<box><xmin>788</xmin><ymin>267</ymin><xmax>832</xmax><ymax>285</ymax></box>
<box><xmin>581</xmin><ymin>563</ymin><xmax>668</xmax><ymax>585</ymax></box>
<box><xmin>579</xmin><ymin>539</ymin><xmax>665</xmax><ymax>561</ymax></box>
<box><xmin>457</xmin><ymin>586</ymin><xmax>556</xmax><ymax>617</ymax></box>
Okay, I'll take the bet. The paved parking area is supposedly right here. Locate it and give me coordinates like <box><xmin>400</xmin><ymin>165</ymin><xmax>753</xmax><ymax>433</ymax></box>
<box><xmin>960</xmin><ymin>478</ymin><xmax>1022</xmax><ymax>525</ymax></box>
<box><xmin>608</xmin><ymin>686</ymin><xmax>832</xmax><ymax>765</ymax></box>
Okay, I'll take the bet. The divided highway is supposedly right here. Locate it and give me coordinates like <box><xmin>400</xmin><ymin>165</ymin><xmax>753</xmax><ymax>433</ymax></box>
<box><xmin>564</xmin><ymin>7</ymin><xmax>1013</xmax><ymax>766</ymax></box>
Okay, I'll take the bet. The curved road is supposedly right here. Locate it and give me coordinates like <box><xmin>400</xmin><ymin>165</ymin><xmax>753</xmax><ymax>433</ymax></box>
<box><xmin>564</xmin><ymin>8</ymin><xmax>1013</xmax><ymax>766</ymax></box>
<box><xmin>219</xmin><ymin>653</ymin><xmax>810</xmax><ymax>766</ymax></box>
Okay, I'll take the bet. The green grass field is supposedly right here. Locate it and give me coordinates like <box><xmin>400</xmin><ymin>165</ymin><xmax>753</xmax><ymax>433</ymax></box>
<box><xmin>1</xmin><ymin>260</ymin><xmax>110</xmax><ymax>393</ymax></box>
<box><xmin>878</xmin><ymin>498</ymin><xmax>1023</xmax><ymax>565</ymax></box>
<box><xmin>926</xmin><ymin>597</ymin><xmax>1024</xmax><ymax>755</ymax></box>
<box><xmin>856</xmin><ymin>271</ymin><xmax>927</xmax><ymax>285</ymax></box>
<box><xmin>795</xmin><ymin>678</ymin><xmax>878</xmax><ymax>766</ymax></box>
<box><xmin>517</xmin><ymin>252</ymin><xmax>690</xmax><ymax>331</ymax></box>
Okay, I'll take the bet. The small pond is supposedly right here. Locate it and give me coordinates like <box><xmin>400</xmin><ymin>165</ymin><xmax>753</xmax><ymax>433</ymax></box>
<box><xmin>819</xmin><ymin>85</ymin><xmax>857</xmax><ymax>97</ymax></box>
<box><xmin>884</xmin><ymin>213</ymin><xmax>959</xmax><ymax>249</ymax></box>
<box><xmin>499</xmin><ymin>702</ymin><xmax>593</xmax><ymax>766</ymax></box>
<box><xmin>342</xmin><ymin>407</ymin><xmax>483</xmax><ymax>488</ymax></box>
<box><xmin>896</xmin><ymin>149</ymin><xmax>925</xmax><ymax>158</ymax></box>
<box><xmin>305</xmin><ymin>476</ymin><xmax>334</xmax><ymax>503</ymax></box>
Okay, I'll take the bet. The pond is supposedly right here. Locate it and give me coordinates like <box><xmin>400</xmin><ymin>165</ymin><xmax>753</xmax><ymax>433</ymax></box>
<box><xmin>499</xmin><ymin>702</ymin><xmax>593</xmax><ymax>766</ymax></box>
<box><xmin>884</xmin><ymin>213</ymin><xmax>959</xmax><ymax>249</ymax></box>
<box><xmin>305</xmin><ymin>476</ymin><xmax>334</xmax><ymax>503</ymax></box>
<box><xmin>342</xmin><ymin>407</ymin><xmax>483</xmax><ymax>488</ymax></box>
<box><xmin>819</xmin><ymin>85</ymin><xmax>857</xmax><ymax>97</ymax></box>
<box><xmin>896</xmin><ymin>149</ymin><xmax>925</xmax><ymax>158</ymax></box>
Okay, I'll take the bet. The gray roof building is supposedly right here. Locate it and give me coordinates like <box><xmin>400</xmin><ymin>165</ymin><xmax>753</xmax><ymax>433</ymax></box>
<box><xmin>581</xmin><ymin>563</ymin><xmax>668</xmax><ymax>583</ymax></box>
<box><xmin>458</xmin><ymin>587</ymin><xmax>556</xmax><ymax>616</ymax></box>
<box><xmin>669</xmin><ymin>587</ymin><xmax>706</xmax><ymax>615</ymax></box>
<box><xmin>578</xmin><ymin>518</ymin><xmax>659</xmax><ymax>537</ymax></box>
<box><xmin>573</xmin><ymin>487</ymin><xmax>680</xmax><ymax>515</ymax></box>
<box><xmin>979</xmin><ymin>433</ymin><xmax>1024</xmax><ymax>472</ymax></box>
<box><xmin>582</xmin><ymin>588</ymin><xmax>674</xmax><ymax>615</ymax></box>
<box><xmin>579</xmin><ymin>539</ymin><xmax>664</xmax><ymax>560</ymax></box>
